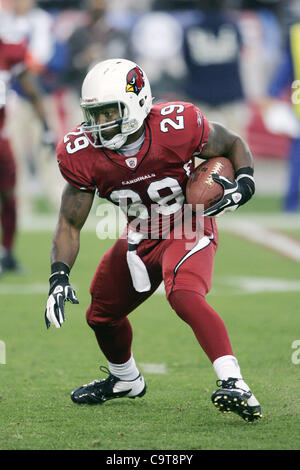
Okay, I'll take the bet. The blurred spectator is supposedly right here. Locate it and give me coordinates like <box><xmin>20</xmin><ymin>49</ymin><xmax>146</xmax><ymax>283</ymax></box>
<box><xmin>0</xmin><ymin>0</ymin><xmax>54</xmax><ymax>72</ymax></box>
<box><xmin>277</xmin><ymin>0</ymin><xmax>300</xmax><ymax>41</ymax></box>
<box><xmin>1</xmin><ymin>0</ymin><xmax>65</xmax><ymax>214</ymax></box>
<box><xmin>179</xmin><ymin>0</ymin><xmax>247</xmax><ymax>137</ymax></box>
<box><xmin>36</xmin><ymin>0</ymin><xmax>82</xmax><ymax>8</ymax></box>
<box><xmin>263</xmin><ymin>19</ymin><xmax>300</xmax><ymax>212</ymax></box>
<box><xmin>241</xmin><ymin>0</ymin><xmax>281</xmax><ymax>11</ymax></box>
<box><xmin>151</xmin><ymin>0</ymin><xmax>195</xmax><ymax>9</ymax></box>
<box><xmin>0</xmin><ymin>34</ymin><xmax>54</xmax><ymax>274</ymax></box>
<box><xmin>130</xmin><ymin>8</ymin><xmax>185</xmax><ymax>100</ymax></box>
<box><xmin>237</xmin><ymin>2</ymin><xmax>282</xmax><ymax>101</ymax></box>
<box><xmin>62</xmin><ymin>0</ymin><xmax>129</xmax><ymax>97</ymax></box>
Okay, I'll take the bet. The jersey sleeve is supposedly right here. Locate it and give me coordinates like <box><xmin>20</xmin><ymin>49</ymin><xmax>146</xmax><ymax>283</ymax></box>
<box><xmin>154</xmin><ymin>102</ymin><xmax>210</xmax><ymax>163</ymax></box>
<box><xmin>191</xmin><ymin>105</ymin><xmax>210</xmax><ymax>155</ymax></box>
<box><xmin>56</xmin><ymin>130</ymin><xmax>96</xmax><ymax>193</ymax></box>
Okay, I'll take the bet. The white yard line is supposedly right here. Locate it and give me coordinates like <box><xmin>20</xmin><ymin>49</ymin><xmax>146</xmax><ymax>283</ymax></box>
<box><xmin>139</xmin><ymin>363</ymin><xmax>168</xmax><ymax>374</ymax></box>
<box><xmin>221</xmin><ymin>276</ymin><xmax>300</xmax><ymax>294</ymax></box>
<box><xmin>0</xmin><ymin>277</ymin><xmax>299</xmax><ymax>296</ymax></box>
<box><xmin>20</xmin><ymin>212</ymin><xmax>300</xmax><ymax>232</ymax></box>
<box><xmin>219</xmin><ymin>213</ymin><xmax>300</xmax><ymax>230</ymax></box>
<box><xmin>219</xmin><ymin>217</ymin><xmax>300</xmax><ymax>262</ymax></box>
<box><xmin>0</xmin><ymin>283</ymin><xmax>48</xmax><ymax>294</ymax></box>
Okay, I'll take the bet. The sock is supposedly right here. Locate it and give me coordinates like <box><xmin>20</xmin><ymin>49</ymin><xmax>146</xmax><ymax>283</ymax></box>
<box><xmin>108</xmin><ymin>353</ymin><xmax>140</xmax><ymax>381</ymax></box>
<box><xmin>213</xmin><ymin>355</ymin><xmax>251</xmax><ymax>392</ymax></box>
<box><xmin>169</xmin><ymin>290</ymin><xmax>234</xmax><ymax>363</ymax></box>
<box><xmin>213</xmin><ymin>355</ymin><xmax>242</xmax><ymax>381</ymax></box>
<box><xmin>1</xmin><ymin>196</ymin><xmax>17</xmax><ymax>252</ymax></box>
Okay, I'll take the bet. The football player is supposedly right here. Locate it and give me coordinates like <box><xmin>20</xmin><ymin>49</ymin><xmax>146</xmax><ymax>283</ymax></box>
<box><xmin>44</xmin><ymin>59</ymin><xmax>261</xmax><ymax>422</ymax></box>
<box><xmin>0</xmin><ymin>35</ymin><xmax>54</xmax><ymax>274</ymax></box>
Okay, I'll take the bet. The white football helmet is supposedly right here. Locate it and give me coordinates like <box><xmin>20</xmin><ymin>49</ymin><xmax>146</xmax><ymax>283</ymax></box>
<box><xmin>80</xmin><ymin>58</ymin><xmax>153</xmax><ymax>150</ymax></box>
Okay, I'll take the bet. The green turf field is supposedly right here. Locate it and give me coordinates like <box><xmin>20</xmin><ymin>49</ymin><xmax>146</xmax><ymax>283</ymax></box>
<box><xmin>0</xmin><ymin>206</ymin><xmax>300</xmax><ymax>450</ymax></box>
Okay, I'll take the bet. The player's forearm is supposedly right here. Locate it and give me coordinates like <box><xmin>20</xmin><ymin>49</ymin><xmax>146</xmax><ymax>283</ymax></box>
<box><xmin>51</xmin><ymin>219</ymin><xmax>80</xmax><ymax>270</ymax></box>
<box><xmin>225</xmin><ymin>135</ymin><xmax>254</xmax><ymax>174</ymax></box>
<box><xmin>49</xmin><ymin>184</ymin><xmax>94</xmax><ymax>270</ymax></box>
<box><xmin>201</xmin><ymin>122</ymin><xmax>254</xmax><ymax>174</ymax></box>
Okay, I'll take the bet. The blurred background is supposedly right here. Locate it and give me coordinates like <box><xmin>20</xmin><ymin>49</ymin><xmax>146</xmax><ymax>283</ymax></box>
<box><xmin>1</xmin><ymin>0</ymin><xmax>300</xmax><ymax>237</ymax></box>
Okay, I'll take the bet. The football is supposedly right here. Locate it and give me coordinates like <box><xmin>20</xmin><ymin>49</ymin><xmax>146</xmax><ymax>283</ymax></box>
<box><xmin>185</xmin><ymin>157</ymin><xmax>235</xmax><ymax>211</ymax></box>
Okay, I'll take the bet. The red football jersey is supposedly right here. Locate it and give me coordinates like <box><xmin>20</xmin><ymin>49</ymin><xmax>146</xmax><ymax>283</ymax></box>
<box><xmin>57</xmin><ymin>101</ymin><xmax>211</xmax><ymax>237</ymax></box>
<box><xmin>0</xmin><ymin>38</ymin><xmax>27</xmax><ymax>130</ymax></box>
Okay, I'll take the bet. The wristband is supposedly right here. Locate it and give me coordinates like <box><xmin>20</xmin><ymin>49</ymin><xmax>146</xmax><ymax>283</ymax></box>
<box><xmin>235</xmin><ymin>166</ymin><xmax>254</xmax><ymax>178</ymax></box>
<box><xmin>51</xmin><ymin>262</ymin><xmax>70</xmax><ymax>275</ymax></box>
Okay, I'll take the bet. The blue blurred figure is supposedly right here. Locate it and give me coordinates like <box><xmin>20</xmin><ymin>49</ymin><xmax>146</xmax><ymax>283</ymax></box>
<box><xmin>267</xmin><ymin>20</ymin><xmax>300</xmax><ymax>212</ymax></box>
<box><xmin>179</xmin><ymin>0</ymin><xmax>247</xmax><ymax>138</ymax></box>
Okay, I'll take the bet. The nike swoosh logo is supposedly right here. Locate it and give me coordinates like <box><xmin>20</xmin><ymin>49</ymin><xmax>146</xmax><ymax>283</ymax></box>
<box><xmin>221</xmin><ymin>199</ymin><xmax>232</xmax><ymax>208</ymax></box>
<box><xmin>205</xmin><ymin>198</ymin><xmax>231</xmax><ymax>215</ymax></box>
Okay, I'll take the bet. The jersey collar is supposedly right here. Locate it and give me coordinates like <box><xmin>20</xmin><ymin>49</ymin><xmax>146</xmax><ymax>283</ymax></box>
<box><xmin>101</xmin><ymin>120</ymin><xmax>152</xmax><ymax>172</ymax></box>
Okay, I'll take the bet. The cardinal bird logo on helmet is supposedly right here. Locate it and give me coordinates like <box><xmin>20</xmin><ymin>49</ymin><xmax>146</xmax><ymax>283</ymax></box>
<box><xmin>126</xmin><ymin>66</ymin><xmax>145</xmax><ymax>95</ymax></box>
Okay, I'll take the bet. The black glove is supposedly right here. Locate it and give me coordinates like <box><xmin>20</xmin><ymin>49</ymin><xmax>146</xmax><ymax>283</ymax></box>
<box><xmin>204</xmin><ymin>167</ymin><xmax>255</xmax><ymax>217</ymax></box>
<box><xmin>44</xmin><ymin>262</ymin><xmax>79</xmax><ymax>329</ymax></box>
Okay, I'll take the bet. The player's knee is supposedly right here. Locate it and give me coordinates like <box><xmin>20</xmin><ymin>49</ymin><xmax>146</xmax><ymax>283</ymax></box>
<box><xmin>168</xmin><ymin>288</ymin><xmax>208</xmax><ymax>318</ymax></box>
<box><xmin>86</xmin><ymin>305</ymin><xmax>107</xmax><ymax>329</ymax></box>
<box><xmin>86</xmin><ymin>299</ymin><xmax>124</xmax><ymax>329</ymax></box>
<box><xmin>167</xmin><ymin>281</ymin><xmax>209</xmax><ymax>306</ymax></box>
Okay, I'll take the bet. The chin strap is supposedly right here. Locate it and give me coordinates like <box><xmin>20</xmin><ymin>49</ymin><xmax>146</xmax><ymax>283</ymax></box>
<box><xmin>101</xmin><ymin>133</ymin><xmax>128</xmax><ymax>150</ymax></box>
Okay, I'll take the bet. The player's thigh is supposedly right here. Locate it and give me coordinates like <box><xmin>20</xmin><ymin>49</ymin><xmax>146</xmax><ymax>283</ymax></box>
<box><xmin>162</xmin><ymin>235</ymin><xmax>217</xmax><ymax>299</ymax></box>
<box><xmin>0</xmin><ymin>138</ymin><xmax>16</xmax><ymax>193</ymax></box>
<box><xmin>87</xmin><ymin>236</ymin><xmax>161</xmax><ymax>325</ymax></box>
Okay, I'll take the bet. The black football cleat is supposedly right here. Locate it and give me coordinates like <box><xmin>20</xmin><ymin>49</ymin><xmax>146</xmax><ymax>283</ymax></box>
<box><xmin>211</xmin><ymin>377</ymin><xmax>262</xmax><ymax>422</ymax></box>
<box><xmin>71</xmin><ymin>366</ymin><xmax>146</xmax><ymax>405</ymax></box>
